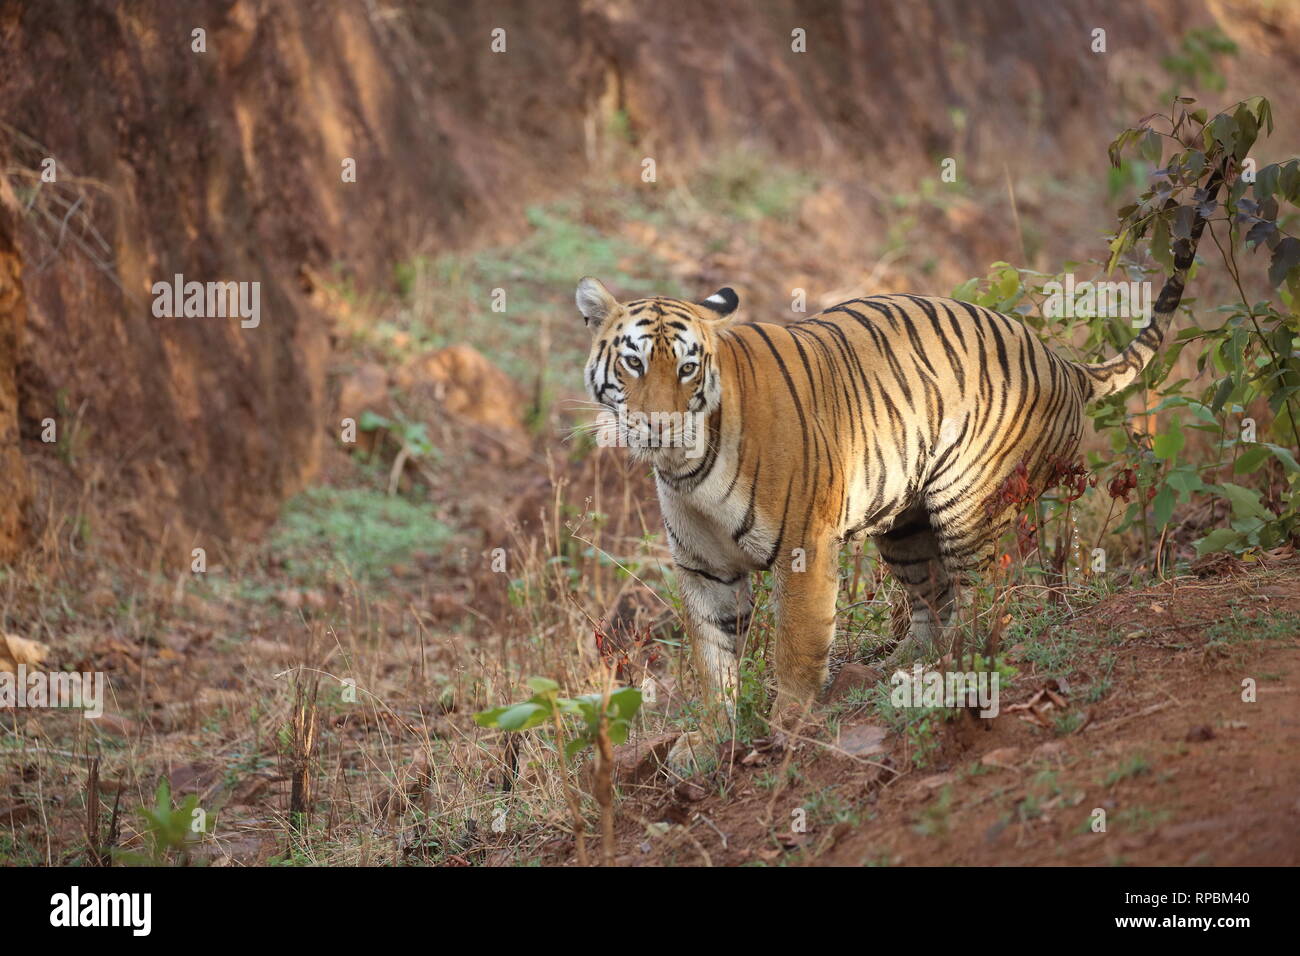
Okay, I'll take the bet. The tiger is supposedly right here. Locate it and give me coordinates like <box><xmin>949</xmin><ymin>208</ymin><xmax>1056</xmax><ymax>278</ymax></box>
<box><xmin>576</xmin><ymin>177</ymin><xmax>1217</xmax><ymax>770</ymax></box>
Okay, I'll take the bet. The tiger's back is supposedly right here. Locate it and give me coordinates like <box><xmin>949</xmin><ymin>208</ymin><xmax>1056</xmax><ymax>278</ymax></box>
<box><xmin>694</xmin><ymin>293</ymin><xmax>1093</xmax><ymax>559</ymax></box>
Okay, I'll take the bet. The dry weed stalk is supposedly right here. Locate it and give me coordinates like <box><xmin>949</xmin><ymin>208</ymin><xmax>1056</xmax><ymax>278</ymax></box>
<box><xmin>284</xmin><ymin>668</ymin><xmax>321</xmax><ymax>830</ymax></box>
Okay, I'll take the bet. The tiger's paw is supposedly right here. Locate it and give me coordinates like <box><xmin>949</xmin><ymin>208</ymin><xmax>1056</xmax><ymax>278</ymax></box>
<box><xmin>666</xmin><ymin>730</ymin><xmax>715</xmax><ymax>775</ymax></box>
<box><xmin>884</xmin><ymin>631</ymin><xmax>945</xmax><ymax>669</ymax></box>
<box><xmin>883</xmin><ymin>629</ymin><xmax>956</xmax><ymax>671</ymax></box>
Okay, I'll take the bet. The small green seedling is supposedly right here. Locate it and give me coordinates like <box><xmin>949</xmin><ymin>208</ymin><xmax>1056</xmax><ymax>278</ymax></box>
<box><xmin>476</xmin><ymin>677</ymin><xmax>644</xmax><ymax>866</ymax></box>
<box><xmin>114</xmin><ymin>778</ymin><xmax>204</xmax><ymax>866</ymax></box>
<box><xmin>475</xmin><ymin>676</ymin><xmax>642</xmax><ymax>760</ymax></box>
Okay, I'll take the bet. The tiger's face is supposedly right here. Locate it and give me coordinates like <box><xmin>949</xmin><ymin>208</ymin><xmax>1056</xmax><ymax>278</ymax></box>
<box><xmin>576</xmin><ymin>276</ymin><xmax>738</xmax><ymax>462</ymax></box>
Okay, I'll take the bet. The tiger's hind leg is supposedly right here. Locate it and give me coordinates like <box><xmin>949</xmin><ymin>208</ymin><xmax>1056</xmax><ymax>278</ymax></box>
<box><xmin>921</xmin><ymin>503</ymin><xmax>1021</xmax><ymax>657</ymax></box>
<box><xmin>875</xmin><ymin>508</ymin><xmax>958</xmax><ymax>666</ymax></box>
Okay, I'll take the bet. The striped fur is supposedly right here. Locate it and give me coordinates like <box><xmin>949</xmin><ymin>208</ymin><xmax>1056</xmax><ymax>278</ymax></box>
<box><xmin>576</xmin><ymin>199</ymin><xmax>1213</xmax><ymax>756</ymax></box>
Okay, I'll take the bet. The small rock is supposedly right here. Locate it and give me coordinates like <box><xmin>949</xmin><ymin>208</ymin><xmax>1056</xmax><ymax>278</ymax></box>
<box><xmin>1032</xmin><ymin>740</ymin><xmax>1066</xmax><ymax>760</ymax></box>
<box><xmin>981</xmin><ymin>746</ymin><xmax>1022</xmax><ymax>769</ymax></box>
<box><xmin>673</xmin><ymin>780</ymin><xmax>709</xmax><ymax>803</ymax></box>
<box><xmin>824</xmin><ymin>662</ymin><xmax>884</xmax><ymax>703</ymax></box>
<box><xmin>917</xmin><ymin>772</ymin><xmax>955</xmax><ymax>790</ymax></box>
<box><xmin>609</xmin><ymin>732</ymin><xmax>679</xmax><ymax>784</ymax></box>
<box><xmin>1185</xmin><ymin>724</ymin><xmax>1215</xmax><ymax>742</ymax></box>
<box><xmin>837</xmin><ymin>723</ymin><xmax>889</xmax><ymax>758</ymax></box>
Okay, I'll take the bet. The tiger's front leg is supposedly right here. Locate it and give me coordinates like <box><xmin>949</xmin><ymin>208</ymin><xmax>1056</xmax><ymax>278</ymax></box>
<box><xmin>666</xmin><ymin>567</ymin><xmax>753</xmax><ymax>772</ymax></box>
<box><xmin>771</xmin><ymin>534</ymin><xmax>840</xmax><ymax>721</ymax></box>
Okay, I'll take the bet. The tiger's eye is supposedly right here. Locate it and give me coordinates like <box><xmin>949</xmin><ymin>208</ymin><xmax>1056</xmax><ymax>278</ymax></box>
<box><xmin>679</xmin><ymin>362</ymin><xmax>698</xmax><ymax>378</ymax></box>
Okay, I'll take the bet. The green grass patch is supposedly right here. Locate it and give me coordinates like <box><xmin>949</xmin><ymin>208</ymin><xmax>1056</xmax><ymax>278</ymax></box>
<box><xmin>272</xmin><ymin>487</ymin><xmax>453</xmax><ymax>584</ymax></box>
<box><xmin>1205</xmin><ymin>605</ymin><xmax>1300</xmax><ymax>647</ymax></box>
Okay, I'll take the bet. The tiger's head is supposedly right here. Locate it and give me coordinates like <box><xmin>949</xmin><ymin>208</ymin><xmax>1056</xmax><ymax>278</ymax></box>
<box><xmin>576</xmin><ymin>276</ymin><xmax>738</xmax><ymax>462</ymax></box>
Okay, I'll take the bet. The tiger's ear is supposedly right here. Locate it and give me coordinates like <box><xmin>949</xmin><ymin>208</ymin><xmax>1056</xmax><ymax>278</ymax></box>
<box><xmin>697</xmin><ymin>287</ymin><xmax>739</xmax><ymax>318</ymax></box>
<box><xmin>576</xmin><ymin>276</ymin><xmax>619</xmax><ymax>329</ymax></box>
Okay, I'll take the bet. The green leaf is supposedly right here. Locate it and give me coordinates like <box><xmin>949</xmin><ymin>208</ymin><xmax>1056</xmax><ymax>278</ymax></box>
<box><xmin>570</xmin><ymin>695</ymin><xmax>600</xmax><ymax>726</ymax></box>
<box><xmin>1106</xmin><ymin>228</ymin><xmax>1131</xmax><ymax>273</ymax></box>
<box><xmin>1233</xmin><ymin>445</ymin><xmax>1271</xmax><ymax>474</ymax></box>
<box><xmin>473</xmin><ymin>705</ymin><xmax>509</xmax><ymax>727</ymax></box>
<box><xmin>1232</xmin><ymin>104</ymin><xmax>1258</xmax><ymax>158</ymax></box>
<box><xmin>496</xmin><ymin>701</ymin><xmax>550</xmax><ymax>730</ymax></box>
<box><xmin>1264</xmin><ymin>443</ymin><xmax>1300</xmax><ymax>472</ymax></box>
<box><xmin>607</xmin><ymin>719</ymin><xmax>632</xmax><ymax>746</ymax></box>
<box><xmin>1195</xmin><ymin>527</ymin><xmax>1245</xmax><ymax>556</ymax></box>
<box><xmin>526</xmin><ymin>676</ymin><xmax>560</xmax><ymax>695</ymax></box>
<box><xmin>1268</xmin><ymin>237</ymin><xmax>1300</xmax><ymax>288</ymax></box>
<box><xmin>1165</xmin><ymin>468</ymin><xmax>1204</xmax><ymax>494</ymax></box>
<box><xmin>1152</xmin><ymin>419</ymin><xmax>1185</xmax><ymax>461</ymax></box>
<box><xmin>1139</xmin><ymin>128</ymin><xmax>1162</xmax><ymax>163</ymax></box>
<box><xmin>554</xmin><ymin>697</ymin><xmax>586</xmax><ymax>718</ymax></box>
<box><xmin>1210</xmin><ymin>113</ymin><xmax>1238</xmax><ymax>155</ymax></box>
<box><xmin>994</xmin><ymin>268</ymin><xmax>1019</xmax><ymax>300</ymax></box>
<box><xmin>1209</xmin><ymin>482</ymin><xmax>1272</xmax><ymax>521</ymax></box>
<box><xmin>951</xmin><ymin>277</ymin><xmax>979</xmax><ymax>302</ymax></box>
<box><xmin>358</xmin><ymin>410</ymin><xmax>392</xmax><ymax>432</ymax></box>
<box><xmin>1211</xmin><ymin>375</ymin><xmax>1235</xmax><ymax>412</ymax></box>
<box><xmin>1255</xmin><ymin>163</ymin><xmax>1281</xmax><ymax>202</ymax></box>
<box><xmin>1152</xmin><ymin>484</ymin><xmax>1176</xmax><ymax>529</ymax></box>
<box><xmin>1108</xmin><ymin>127</ymin><xmax>1138</xmax><ymax>168</ymax></box>
<box><xmin>1230</xmin><ymin>515</ymin><xmax>1267</xmax><ymax>536</ymax></box>
<box><xmin>607</xmin><ymin>686</ymin><xmax>644</xmax><ymax>720</ymax></box>
<box><xmin>154</xmin><ymin>778</ymin><xmax>171</xmax><ymax>814</ymax></box>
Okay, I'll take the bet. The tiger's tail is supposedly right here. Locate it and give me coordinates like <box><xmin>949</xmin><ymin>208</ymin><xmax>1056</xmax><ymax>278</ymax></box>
<box><xmin>1082</xmin><ymin>165</ymin><xmax>1225</xmax><ymax>401</ymax></box>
